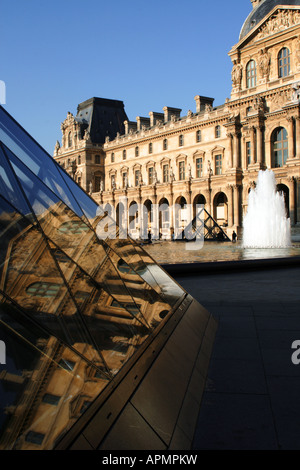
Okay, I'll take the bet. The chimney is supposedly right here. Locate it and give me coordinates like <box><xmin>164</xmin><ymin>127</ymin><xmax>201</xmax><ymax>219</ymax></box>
<box><xmin>194</xmin><ymin>95</ymin><xmax>215</xmax><ymax>113</ymax></box>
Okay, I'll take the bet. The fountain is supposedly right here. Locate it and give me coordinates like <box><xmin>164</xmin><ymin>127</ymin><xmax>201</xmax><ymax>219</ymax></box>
<box><xmin>243</xmin><ymin>169</ymin><xmax>291</xmax><ymax>248</ymax></box>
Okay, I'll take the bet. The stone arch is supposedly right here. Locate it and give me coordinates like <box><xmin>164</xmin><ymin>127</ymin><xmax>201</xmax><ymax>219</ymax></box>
<box><xmin>116</xmin><ymin>200</ymin><xmax>126</xmax><ymax>231</ymax></box>
<box><xmin>193</xmin><ymin>193</ymin><xmax>206</xmax><ymax>217</ymax></box>
<box><xmin>173</xmin><ymin>196</ymin><xmax>189</xmax><ymax>238</ymax></box>
<box><xmin>158</xmin><ymin>197</ymin><xmax>170</xmax><ymax>239</ymax></box>
<box><xmin>277</xmin><ymin>183</ymin><xmax>290</xmax><ymax>217</ymax></box>
<box><xmin>213</xmin><ymin>191</ymin><xmax>228</xmax><ymax>226</ymax></box>
<box><xmin>128</xmin><ymin>200</ymin><xmax>140</xmax><ymax>239</ymax></box>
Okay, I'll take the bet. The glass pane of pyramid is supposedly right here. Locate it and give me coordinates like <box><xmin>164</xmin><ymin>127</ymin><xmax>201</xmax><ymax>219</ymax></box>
<box><xmin>0</xmin><ymin>292</ymin><xmax>109</xmax><ymax>450</ymax></box>
<box><xmin>0</xmin><ymin>105</ymin><xmax>189</xmax><ymax>449</ymax></box>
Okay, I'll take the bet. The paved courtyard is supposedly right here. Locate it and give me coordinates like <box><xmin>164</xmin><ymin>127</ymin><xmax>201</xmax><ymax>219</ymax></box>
<box><xmin>172</xmin><ymin>264</ymin><xmax>300</xmax><ymax>450</ymax></box>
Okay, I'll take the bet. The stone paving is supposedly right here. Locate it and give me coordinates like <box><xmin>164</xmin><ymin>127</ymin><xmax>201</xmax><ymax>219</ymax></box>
<box><xmin>173</xmin><ymin>265</ymin><xmax>300</xmax><ymax>450</ymax></box>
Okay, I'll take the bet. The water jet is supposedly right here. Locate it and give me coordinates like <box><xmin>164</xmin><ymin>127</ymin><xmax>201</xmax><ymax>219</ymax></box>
<box><xmin>243</xmin><ymin>169</ymin><xmax>291</xmax><ymax>248</ymax></box>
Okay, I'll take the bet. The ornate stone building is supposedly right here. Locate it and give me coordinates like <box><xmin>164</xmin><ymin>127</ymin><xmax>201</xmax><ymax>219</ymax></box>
<box><xmin>54</xmin><ymin>0</ymin><xmax>300</xmax><ymax>238</ymax></box>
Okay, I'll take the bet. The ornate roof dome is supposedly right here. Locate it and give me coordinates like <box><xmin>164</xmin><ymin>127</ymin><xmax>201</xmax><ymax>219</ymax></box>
<box><xmin>240</xmin><ymin>0</ymin><xmax>300</xmax><ymax>40</ymax></box>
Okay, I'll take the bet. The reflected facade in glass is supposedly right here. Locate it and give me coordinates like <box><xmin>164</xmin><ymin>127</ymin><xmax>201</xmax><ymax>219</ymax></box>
<box><xmin>0</xmin><ymin>105</ymin><xmax>186</xmax><ymax>449</ymax></box>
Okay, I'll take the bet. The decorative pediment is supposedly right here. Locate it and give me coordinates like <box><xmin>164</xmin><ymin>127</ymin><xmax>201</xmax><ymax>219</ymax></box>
<box><xmin>193</xmin><ymin>150</ymin><xmax>205</xmax><ymax>161</ymax></box>
<box><xmin>256</xmin><ymin>8</ymin><xmax>300</xmax><ymax>41</ymax></box>
<box><xmin>132</xmin><ymin>162</ymin><xmax>142</xmax><ymax>172</ymax></box>
<box><xmin>175</xmin><ymin>153</ymin><xmax>187</xmax><ymax>163</ymax></box>
<box><xmin>211</xmin><ymin>145</ymin><xmax>225</xmax><ymax>154</ymax></box>
<box><xmin>120</xmin><ymin>165</ymin><xmax>129</xmax><ymax>174</ymax></box>
<box><xmin>159</xmin><ymin>157</ymin><xmax>171</xmax><ymax>167</ymax></box>
<box><xmin>145</xmin><ymin>160</ymin><xmax>156</xmax><ymax>169</ymax></box>
<box><xmin>231</xmin><ymin>6</ymin><xmax>300</xmax><ymax>53</ymax></box>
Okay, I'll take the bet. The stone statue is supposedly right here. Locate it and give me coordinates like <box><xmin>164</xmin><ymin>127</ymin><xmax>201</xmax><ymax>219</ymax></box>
<box><xmin>170</xmin><ymin>167</ymin><xmax>175</xmax><ymax>181</ymax></box>
<box><xmin>54</xmin><ymin>140</ymin><xmax>60</xmax><ymax>155</ymax></box>
<box><xmin>100</xmin><ymin>180</ymin><xmax>104</xmax><ymax>192</ymax></box>
<box><xmin>89</xmin><ymin>181</ymin><xmax>93</xmax><ymax>194</ymax></box>
<box><xmin>231</xmin><ymin>60</ymin><xmax>243</xmax><ymax>87</ymax></box>
<box><xmin>258</xmin><ymin>48</ymin><xmax>271</xmax><ymax>78</ymax></box>
<box><xmin>291</xmin><ymin>82</ymin><xmax>300</xmax><ymax>102</ymax></box>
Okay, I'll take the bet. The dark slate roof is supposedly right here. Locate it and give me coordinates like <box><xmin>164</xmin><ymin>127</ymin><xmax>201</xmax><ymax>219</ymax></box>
<box><xmin>75</xmin><ymin>97</ymin><xmax>128</xmax><ymax>144</ymax></box>
<box><xmin>240</xmin><ymin>0</ymin><xmax>300</xmax><ymax>40</ymax></box>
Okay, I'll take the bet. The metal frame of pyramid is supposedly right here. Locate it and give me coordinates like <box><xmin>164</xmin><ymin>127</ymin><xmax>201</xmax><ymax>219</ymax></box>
<box><xmin>0</xmin><ymin>106</ymin><xmax>217</xmax><ymax>450</ymax></box>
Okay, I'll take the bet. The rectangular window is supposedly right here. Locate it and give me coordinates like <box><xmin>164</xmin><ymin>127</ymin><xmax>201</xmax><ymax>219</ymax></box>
<box><xmin>95</xmin><ymin>155</ymin><xmax>101</xmax><ymax>164</ymax></box>
<box><xmin>94</xmin><ymin>176</ymin><xmax>101</xmax><ymax>192</ymax></box>
<box><xmin>179</xmin><ymin>161</ymin><xmax>185</xmax><ymax>180</ymax></box>
<box><xmin>196</xmin><ymin>158</ymin><xmax>203</xmax><ymax>178</ymax></box>
<box><xmin>215</xmin><ymin>154</ymin><xmax>222</xmax><ymax>175</ymax></box>
<box><xmin>25</xmin><ymin>431</ymin><xmax>45</xmax><ymax>445</ymax></box>
<box><xmin>148</xmin><ymin>167</ymin><xmax>154</xmax><ymax>185</ymax></box>
<box><xmin>111</xmin><ymin>175</ymin><xmax>115</xmax><ymax>189</ymax></box>
<box><xmin>135</xmin><ymin>170</ymin><xmax>140</xmax><ymax>186</ymax></box>
<box><xmin>122</xmin><ymin>172</ymin><xmax>127</xmax><ymax>188</ymax></box>
<box><xmin>59</xmin><ymin>359</ymin><xmax>75</xmax><ymax>371</ymax></box>
<box><xmin>246</xmin><ymin>142</ymin><xmax>251</xmax><ymax>166</ymax></box>
<box><xmin>111</xmin><ymin>153</ymin><xmax>114</xmax><ymax>162</ymax></box>
<box><xmin>163</xmin><ymin>164</ymin><xmax>169</xmax><ymax>183</ymax></box>
<box><xmin>42</xmin><ymin>393</ymin><xmax>61</xmax><ymax>406</ymax></box>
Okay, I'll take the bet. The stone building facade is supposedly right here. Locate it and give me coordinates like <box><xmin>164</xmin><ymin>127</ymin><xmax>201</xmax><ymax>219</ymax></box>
<box><xmin>54</xmin><ymin>0</ymin><xmax>300</xmax><ymax>239</ymax></box>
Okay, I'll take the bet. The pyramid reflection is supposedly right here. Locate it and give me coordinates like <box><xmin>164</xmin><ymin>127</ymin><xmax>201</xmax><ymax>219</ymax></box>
<box><xmin>0</xmin><ymin>106</ymin><xmax>216</xmax><ymax>450</ymax></box>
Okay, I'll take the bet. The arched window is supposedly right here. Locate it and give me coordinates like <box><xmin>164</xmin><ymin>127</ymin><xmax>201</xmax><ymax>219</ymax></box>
<box><xmin>163</xmin><ymin>138</ymin><xmax>168</xmax><ymax>150</ymax></box>
<box><xmin>278</xmin><ymin>48</ymin><xmax>290</xmax><ymax>78</ymax></box>
<box><xmin>272</xmin><ymin>127</ymin><xmax>288</xmax><ymax>167</ymax></box>
<box><xmin>246</xmin><ymin>60</ymin><xmax>256</xmax><ymax>88</ymax></box>
<box><xmin>26</xmin><ymin>282</ymin><xmax>61</xmax><ymax>298</ymax></box>
<box><xmin>149</xmin><ymin>143</ymin><xmax>153</xmax><ymax>154</ymax></box>
<box><xmin>196</xmin><ymin>130</ymin><xmax>201</xmax><ymax>143</ymax></box>
<box><xmin>78</xmin><ymin>155</ymin><xmax>81</xmax><ymax>165</ymax></box>
<box><xmin>123</xmin><ymin>150</ymin><xmax>126</xmax><ymax>160</ymax></box>
<box><xmin>68</xmin><ymin>132</ymin><xmax>72</xmax><ymax>148</ymax></box>
<box><xmin>179</xmin><ymin>135</ymin><xmax>184</xmax><ymax>147</ymax></box>
<box><xmin>215</xmin><ymin>125</ymin><xmax>221</xmax><ymax>138</ymax></box>
<box><xmin>135</xmin><ymin>146</ymin><xmax>139</xmax><ymax>157</ymax></box>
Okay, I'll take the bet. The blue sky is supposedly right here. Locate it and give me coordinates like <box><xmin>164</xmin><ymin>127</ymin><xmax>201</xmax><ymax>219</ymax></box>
<box><xmin>1</xmin><ymin>0</ymin><xmax>252</xmax><ymax>154</ymax></box>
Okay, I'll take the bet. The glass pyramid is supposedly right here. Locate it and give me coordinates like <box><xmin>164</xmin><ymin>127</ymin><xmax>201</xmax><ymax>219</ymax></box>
<box><xmin>0</xmin><ymin>105</ymin><xmax>188</xmax><ymax>449</ymax></box>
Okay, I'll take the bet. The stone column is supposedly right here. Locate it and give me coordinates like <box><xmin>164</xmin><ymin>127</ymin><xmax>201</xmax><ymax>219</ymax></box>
<box><xmin>227</xmin><ymin>132</ymin><xmax>233</xmax><ymax>168</ymax></box>
<box><xmin>295</xmin><ymin>117</ymin><xmax>300</xmax><ymax>158</ymax></box>
<box><xmin>288</xmin><ymin>176</ymin><xmax>296</xmax><ymax>225</ymax></box>
<box><xmin>250</xmin><ymin>126</ymin><xmax>256</xmax><ymax>164</ymax></box>
<box><xmin>233</xmin><ymin>184</ymin><xmax>240</xmax><ymax>227</ymax></box>
<box><xmin>287</xmin><ymin>117</ymin><xmax>295</xmax><ymax>159</ymax></box>
<box><xmin>233</xmin><ymin>133</ymin><xmax>240</xmax><ymax>168</ymax></box>
<box><xmin>256</xmin><ymin>125</ymin><xmax>263</xmax><ymax>166</ymax></box>
<box><xmin>226</xmin><ymin>184</ymin><xmax>233</xmax><ymax>227</ymax></box>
